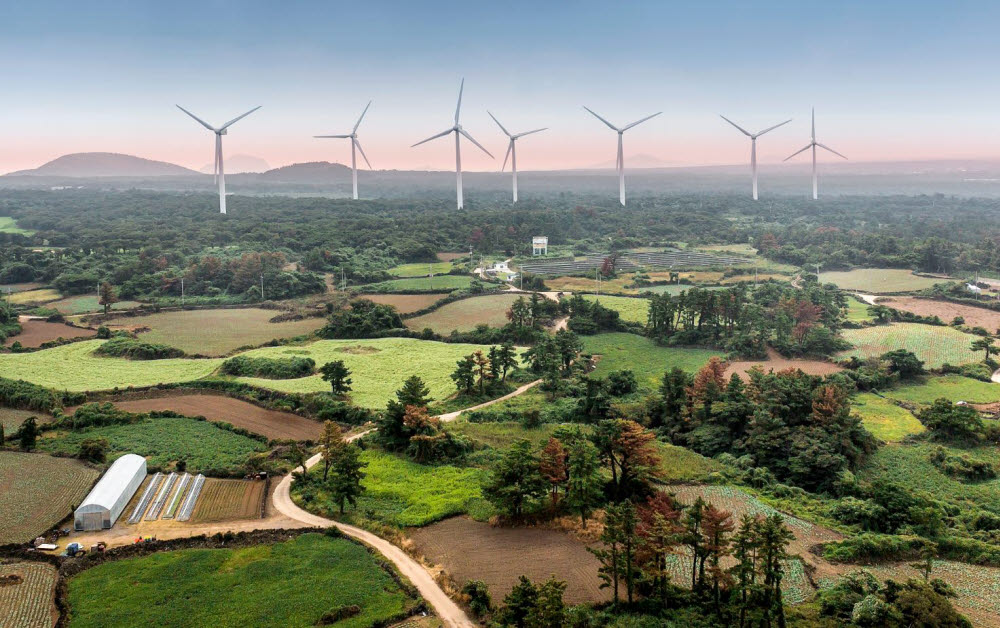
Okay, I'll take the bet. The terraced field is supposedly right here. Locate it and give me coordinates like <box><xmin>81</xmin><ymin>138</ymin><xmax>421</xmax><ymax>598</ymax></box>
<box><xmin>3</xmin><ymin>319</ymin><xmax>96</xmax><ymax>347</ymax></box>
<box><xmin>583</xmin><ymin>332</ymin><xmax>719</xmax><ymax>390</ymax></box>
<box><xmin>0</xmin><ymin>407</ymin><xmax>51</xmax><ymax>433</ymax></box>
<box><xmin>357</xmin><ymin>293</ymin><xmax>449</xmax><ymax>314</ymax></box>
<box><xmin>7</xmin><ymin>288</ymin><xmax>60</xmax><ymax>305</ymax></box>
<box><xmin>388</xmin><ymin>261</ymin><xmax>454</xmax><ymax>277</ymax></box>
<box><xmin>837</xmin><ymin>323</ymin><xmax>981</xmax><ymax>367</ymax></box>
<box><xmin>879</xmin><ymin>296</ymin><xmax>1000</xmax><ymax>330</ymax></box>
<box><xmin>580</xmin><ymin>294</ymin><xmax>649</xmax><ymax>324</ymax></box>
<box><xmin>819</xmin><ymin>268</ymin><xmax>949</xmax><ymax>293</ymax></box>
<box><xmin>189</xmin><ymin>479</ymin><xmax>266</xmax><ymax>522</ymax></box>
<box><xmin>0</xmin><ymin>451</ymin><xmax>99</xmax><ymax>544</ymax></box>
<box><xmin>851</xmin><ymin>393</ymin><xmax>925</xmax><ymax>441</ymax></box>
<box><xmin>0</xmin><ymin>561</ymin><xmax>57</xmax><ymax>628</ymax></box>
<box><xmin>359</xmin><ymin>275</ymin><xmax>472</xmax><ymax>293</ymax></box>
<box><xmin>882</xmin><ymin>374</ymin><xmax>1000</xmax><ymax>406</ymax></box>
<box><xmin>404</xmin><ymin>293</ymin><xmax>521</xmax><ymax>333</ymax></box>
<box><xmin>46</xmin><ymin>295</ymin><xmax>141</xmax><ymax>314</ymax></box>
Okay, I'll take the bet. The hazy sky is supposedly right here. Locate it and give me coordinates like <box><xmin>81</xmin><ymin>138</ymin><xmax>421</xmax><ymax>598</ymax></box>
<box><xmin>2</xmin><ymin>1</ymin><xmax>1000</xmax><ymax>173</ymax></box>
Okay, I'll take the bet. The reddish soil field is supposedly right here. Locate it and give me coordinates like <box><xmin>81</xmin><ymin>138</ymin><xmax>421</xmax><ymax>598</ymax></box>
<box><xmin>725</xmin><ymin>348</ymin><xmax>842</xmax><ymax>381</ymax></box>
<box><xmin>357</xmin><ymin>293</ymin><xmax>449</xmax><ymax>314</ymax></box>
<box><xmin>409</xmin><ymin>517</ymin><xmax>610</xmax><ymax>604</ymax></box>
<box><xmin>190</xmin><ymin>478</ymin><xmax>266</xmax><ymax>522</ymax></box>
<box><xmin>68</xmin><ymin>394</ymin><xmax>322</xmax><ymax>441</ymax></box>
<box><xmin>3</xmin><ymin>319</ymin><xmax>96</xmax><ymax>347</ymax></box>
<box><xmin>879</xmin><ymin>296</ymin><xmax>1000</xmax><ymax>331</ymax></box>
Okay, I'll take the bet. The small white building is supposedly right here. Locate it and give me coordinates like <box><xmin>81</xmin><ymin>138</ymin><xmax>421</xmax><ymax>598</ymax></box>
<box><xmin>532</xmin><ymin>236</ymin><xmax>548</xmax><ymax>256</ymax></box>
<box><xmin>74</xmin><ymin>454</ymin><xmax>146</xmax><ymax>531</ymax></box>
<box><xmin>492</xmin><ymin>261</ymin><xmax>510</xmax><ymax>272</ymax></box>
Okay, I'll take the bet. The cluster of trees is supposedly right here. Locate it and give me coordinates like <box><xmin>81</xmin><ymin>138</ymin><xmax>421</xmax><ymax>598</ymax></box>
<box><xmin>562</xmin><ymin>295</ymin><xmax>624</xmax><ymax>335</ymax></box>
<box><xmin>647</xmin><ymin>281</ymin><xmax>848</xmax><ymax>358</ymax></box>
<box><xmin>0</xmin><ymin>301</ymin><xmax>20</xmax><ymax>342</ymax></box>
<box><xmin>506</xmin><ymin>294</ymin><xmax>561</xmax><ymax>330</ymax></box>
<box><xmin>93</xmin><ymin>336</ymin><xmax>186</xmax><ymax>360</ymax></box>
<box><xmin>320</xmin><ymin>299</ymin><xmax>403</xmax><ymax>338</ymax></box>
<box><xmin>219</xmin><ymin>355</ymin><xmax>316</xmax><ymax>379</ymax></box>
<box><xmin>818</xmin><ymin>569</ymin><xmax>970</xmax><ymax>627</ymax></box>
<box><xmin>450</xmin><ymin>344</ymin><xmax>518</xmax><ymax>396</ymax></box>
<box><xmin>292</xmin><ymin>421</ymin><xmax>367</xmax><ymax>514</ymax></box>
<box><xmin>373</xmin><ymin>376</ymin><xmax>471</xmax><ymax>463</ymax></box>
<box><xmin>654</xmin><ymin>360</ymin><xmax>876</xmax><ymax>492</ymax></box>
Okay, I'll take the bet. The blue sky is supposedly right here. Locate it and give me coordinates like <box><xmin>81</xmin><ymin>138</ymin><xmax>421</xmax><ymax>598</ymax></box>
<box><xmin>1</xmin><ymin>1</ymin><xmax>999</xmax><ymax>172</ymax></box>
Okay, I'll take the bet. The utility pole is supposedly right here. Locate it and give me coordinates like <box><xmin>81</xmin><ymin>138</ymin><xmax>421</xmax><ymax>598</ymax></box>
<box><xmin>260</xmin><ymin>274</ymin><xmax>264</xmax><ymax>300</ymax></box>
<box><xmin>181</xmin><ymin>277</ymin><xmax>185</xmax><ymax>306</ymax></box>
<box><xmin>814</xmin><ymin>263</ymin><xmax>821</xmax><ymax>279</ymax></box>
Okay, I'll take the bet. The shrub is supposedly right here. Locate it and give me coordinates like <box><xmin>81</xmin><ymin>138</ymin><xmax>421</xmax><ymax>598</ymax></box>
<box><xmin>606</xmin><ymin>369</ymin><xmax>638</xmax><ymax>396</ymax></box>
<box><xmin>929</xmin><ymin>446</ymin><xmax>996</xmax><ymax>482</ymax></box>
<box><xmin>220</xmin><ymin>355</ymin><xmax>316</xmax><ymax>379</ymax></box>
<box><xmin>94</xmin><ymin>336</ymin><xmax>185</xmax><ymax>360</ymax></box>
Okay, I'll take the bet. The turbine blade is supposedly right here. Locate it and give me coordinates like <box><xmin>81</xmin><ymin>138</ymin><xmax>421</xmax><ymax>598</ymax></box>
<box><xmin>583</xmin><ymin>106</ymin><xmax>620</xmax><ymax>131</ymax></box>
<box><xmin>454</xmin><ymin>78</ymin><xmax>465</xmax><ymax>125</ymax></box>
<box><xmin>354</xmin><ymin>139</ymin><xmax>373</xmax><ymax>169</ymax></box>
<box><xmin>353</xmin><ymin>100</ymin><xmax>372</xmax><ymax>133</ymax></box>
<box><xmin>219</xmin><ymin>106</ymin><xmax>261</xmax><ymax>130</ymax></box>
<box><xmin>719</xmin><ymin>114</ymin><xmax>752</xmax><ymax>137</ymax></box>
<box><xmin>411</xmin><ymin>128</ymin><xmax>455</xmax><ymax>147</ymax></box>
<box><xmin>623</xmin><ymin>111</ymin><xmax>661</xmax><ymax>130</ymax></box>
<box><xmin>176</xmin><ymin>105</ymin><xmax>216</xmax><ymax>131</ymax></box>
<box><xmin>501</xmin><ymin>140</ymin><xmax>513</xmax><ymax>172</ymax></box>
<box><xmin>513</xmin><ymin>127</ymin><xmax>547</xmax><ymax>138</ymax></box>
<box><xmin>314</xmin><ymin>134</ymin><xmax>352</xmax><ymax>138</ymax></box>
<box><xmin>783</xmin><ymin>144</ymin><xmax>813</xmax><ymax>161</ymax></box>
<box><xmin>811</xmin><ymin>107</ymin><xmax>815</xmax><ymax>140</ymax></box>
<box><xmin>816</xmin><ymin>142</ymin><xmax>848</xmax><ymax>159</ymax></box>
<box><xmin>459</xmin><ymin>129</ymin><xmax>494</xmax><ymax>158</ymax></box>
<box><xmin>755</xmin><ymin>119</ymin><xmax>792</xmax><ymax>137</ymax></box>
<box><xmin>488</xmin><ymin>111</ymin><xmax>512</xmax><ymax>137</ymax></box>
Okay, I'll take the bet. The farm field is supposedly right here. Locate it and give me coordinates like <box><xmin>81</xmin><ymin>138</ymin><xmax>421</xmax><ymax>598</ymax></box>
<box><xmin>858</xmin><ymin>442</ymin><xmax>1000</xmax><ymax>514</ymax></box>
<box><xmin>0</xmin><ymin>282</ymin><xmax>42</xmax><ymax>293</ymax></box>
<box><xmin>818</xmin><ymin>268</ymin><xmax>948</xmax><ymax>293</ymax></box>
<box><xmin>7</xmin><ymin>289</ymin><xmax>60</xmax><ymax>305</ymax></box>
<box><xmin>234</xmin><ymin>337</ymin><xmax>506</xmax><ymax>407</ymax></box>
<box><xmin>295</xmin><ymin>449</ymin><xmax>490</xmax><ymax>527</ymax></box>
<box><xmin>0</xmin><ymin>451</ymin><xmax>99</xmax><ymax>545</ymax></box>
<box><xmin>37</xmin><ymin>416</ymin><xmax>268</xmax><ymax>474</ymax></box>
<box><xmin>657</xmin><ymin>442</ymin><xmax>725</xmax><ymax>482</ymax></box>
<box><xmin>640</xmin><ymin>284</ymin><xmax>728</xmax><ymax>295</ymax></box>
<box><xmin>404</xmin><ymin>293</ymin><xmax>521</xmax><ymax>333</ymax></box>
<box><xmin>65</xmin><ymin>533</ymin><xmax>418</xmax><ymax>628</ymax></box>
<box><xmin>410</xmin><ymin>516</ymin><xmax>610</xmax><ymax>604</ymax></box>
<box><xmin>104</xmin><ymin>308</ymin><xmax>326</xmax><ymax>355</ymax></box>
<box><xmin>0</xmin><ymin>340</ymin><xmax>222</xmax><ymax>391</ymax></box>
<box><xmin>79</xmin><ymin>394</ymin><xmax>322</xmax><ymax>441</ymax></box>
<box><xmin>0</xmin><ymin>561</ymin><xmax>58</xmax><ymax>628</ymax></box>
<box><xmin>356</xmin><ymin>292</ymin><xmax>449</xmax><ymax>314</ymax></box>
<box><xmin>189</xmin><ymin>478</ymin><xmax>266</xmax><ymax>522</ymax></box>
<box><xmin>844</xmin><ymin>297</ymin><xmax>874</xmax><ymax>322</ymax></box>
<box><xmin>3</xmin><ymin>319</ymin><xmax>96</xmax><ymax>347</ymax></box>
<box><xmin>581</xmin><ymin>294</ymin><xmax>649</xmax><ymax>324</ymax></box>
<box><xmin>448</xmin><ymin>419</ymin><xmax>566</xmax><ymax>451</ymax></box>
<box><xmin>582</xmin><ymin>332</ymin><xmax>719</xmax><ymax>390</ymax></box>
<box><xmin>724</xmin><ymin>348</ymin><xmax>843</xmax><ymax>380</ymax></box>
<box><xmin>359</xmin><ymin>275</ymin><xmax>472</xmax><ymax>293</ymax></box>
<box><xmin>879</xmin><ymin>296</ymin><xmax>1000</xmax><ymax>329</ymax></box>
<box><xmin>865</xmin><ymin>560</ymin><xmax>1000</xmax><ymax>627</ymax></box>
<box><xmin>436</xmin><ymin>252</ymin><xmax>465</xmax><ymax>262</ymax></box>
<box><xmin>387</xmin><ymin>261</ymin><xmax>454</xmax><ymax>277</ymax></box>
<box><xmin>46</xmin><ymin>295</ymin><xmax>141</xmax><ymax>314</ymax></box>
<box><xmin>882</xmin><ymin>374</ymin><xmax>1000</xmax><ymax>406</ymax></box>
<box><xmin>543</xmin><ymin>275</ymin><xmax>633</xmax><ymax>294</ymax></box>
<box><xmin>0</xmin><ymin>216</ymin><xmax>34</xmax><ymax>235</ymax></box>
<box><xmin>0</xmin><ymin>407</ymin><xmax>51</xmax><ymax>433</ymax></box>
<box><xmin>851</xmin><ymin>393</ymin><xmax>925</xmax><ymax>442</ymax></box>
<box><xmin>837</xmin><ymin>323</ymin><xmax>980</xmax><ymax>367</ymax></box>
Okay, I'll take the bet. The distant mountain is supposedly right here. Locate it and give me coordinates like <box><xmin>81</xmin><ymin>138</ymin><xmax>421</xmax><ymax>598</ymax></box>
<box><xmin>255</xmin><ymin>161</ymin><xmax>352</xmax><ymax>183</ymax></box>
<box><xmin>587</xmin><ymin>153</ymin><xmax>680</xmax><ymax>170</ymax></box>
<box><xmin>7</xmin><ymin>152</ymin><xmax>199</xmax><ymax>177</ymax></box>
<box><xmin>200</xmin><ymin>154</ymin><xmax>270</xmax><ymax>174</ymax></box>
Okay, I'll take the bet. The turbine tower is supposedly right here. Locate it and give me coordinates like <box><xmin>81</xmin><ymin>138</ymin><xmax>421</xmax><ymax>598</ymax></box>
<box><xmin>315</xmin><ymin>101</ymin><xmax>373</xmax><ymax>200</ymax></box>
<box><xmin>784</xmin><ymin>108</ymin><xmax>847</xmax><ymax>200</ymax></box>
<box><xmin>583</xmin><ymin>107</ymin><xmax>661</xmax><ymax>206</ymax></box>
<box><xmin>412</xmin><ymin>79</ymin><xmax>493</xmax><ymax>209</ymax></box>
<box><xmin>176</xmin><ymin>105</ymin><xmax>261</xmax><ymax>214</ymax></box>
<box><xmin>488</xmin><ymin>112</ymin><xmax>546</xmax><ymax>204</ymax></box>
<box><xmin>719</xmin><ymin>115</ymin><xmax>791</xmax><ymax>200</ymax></box>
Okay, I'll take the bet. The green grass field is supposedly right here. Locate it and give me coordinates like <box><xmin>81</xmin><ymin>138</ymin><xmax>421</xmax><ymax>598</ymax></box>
<box><xmin>295</xmin><ymin>449</ymin><xmax>490</xmax><ymax>526</ymax></box>
<box><xmin>837</xmin><ymin>323</ymin><xmax>981</xmax><ymax>368</ymax></box>
<box><xmin>38</xmin><ymin>417</ymin><xmax>268</xmax><ymax>473</ymax></box>
<box><xmin>404</xmin><ymin>293</ymin><xmax>521</xmax><ymax>333</ymax></box>
<box><xmin>360</xmin><ymin>275</ymin><xmax>472</xmax><ymax>293</ymax></box>
<box><xmin>65</xmin><ymin>533</ymin><xmax>417</xmax><ymax>628</ymax></box>
<box><xmin>639</xmin><ymin>284</ymin><xmax>727</xmax><ymax>295</ymax></box>
<box><xmin>819</xmin><ymin>268</ymin><xmax>948</xmax><ymax>293</ymax></box>
<box><xmin>657</xmin><ymin>442</ymin><xmax>725</xmax><ymax>482</ymax></box>
<box><xmin>105</xmin><ymin>308</ymin><xmax>326</xmax><ymax>355</ymax></box>
<box><xmin>47</xmin><ymin>295</ymin><xmax>141</xmax><ymax>314</ymax></box>
<box><xmin>0</xmin><ymin>216</ymin><xmax>34</xmax><ymax>235</ymax></box>
<box><xmin>581</xmin><ymin>294</ymin><xmax>650</xmax><ymax>324</ymax></box>
<box><xmin>0</xmin><ymin>407</ymin><xmax>50</xmax><ymax>433</ymax></box>
<box><xmin>882</xmin><ymin>375</ymin><xmax>1000</xmax><ymax>406</ymax></box>
<box><xmin>387</xmin><ymin>261</ymin><xmax>454</xmax><ymax>277</ymax></box>
<box><xmin>851</xmin><ymin>393</ymin><xmax>925</xmax><ymax>441</ymax></box>
<box><xmin>448</xmin><ymin>419</ymin><xmax>566</xmax><ymax>451</ymax></box>
<box><xmin>844</xmin><ymin>297</ymin><xmax>874</xmax><ymax>322</ymax></box>
<box><xmin>583</xmin><ymin>332</ymin><xmax>720</xmax><ymax>390</ymax></box>
<box><xmin>7</xmin><ymin>288</ymin><xmax>60</xmax><ymax>305</ymax></box>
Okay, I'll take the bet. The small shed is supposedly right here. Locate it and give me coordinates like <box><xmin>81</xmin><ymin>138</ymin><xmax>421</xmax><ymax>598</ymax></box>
<box><xmin>532</xmin><ymin>236</ymin><xmax>548</xmax><ymax>256</ymax></box>
<box><xmin>74</xmin><ymin>454</ymin><xmax>146</xmax><ymax>531</ymax></box>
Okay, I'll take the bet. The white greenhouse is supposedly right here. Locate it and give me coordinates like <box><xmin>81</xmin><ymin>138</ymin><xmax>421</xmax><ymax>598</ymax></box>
<box><xmin>74</xmin><ymin>454</ymin><xmax>147</xmax><ymax>531</ymax></box>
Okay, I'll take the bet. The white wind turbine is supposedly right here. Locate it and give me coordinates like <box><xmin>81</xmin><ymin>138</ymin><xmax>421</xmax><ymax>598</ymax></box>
<box><xmin>176</xmin><ymin>105</ymin><xmax>261</xmax><ymax>214</ymax></box>
<box><xmin>412</xmin><ymin>79</ymin><xmax>493</xmax><ymax>209</ymax></box>
<box><xmin>583</xmin><ymin>107</ymin><xmax>661</xmax><ymax>206</ymax></box>
<box><xmin>488</xmin><ymin>112</ymin><xmax>546</xmax><ymax>204</ymax></box>
<box><xmin>315</xmin><ymin>101</ymin><xmax>373</xmax><ymax>200</ymax></box>
<box><xmin>784</xmin><ymin>108</ymin><xmax>847</xmax><ymax>200</ymax></box>
<box><xmin>719</xmin><ymin>115</ymin><xmax>791</xmax><ymax>200</ymax></box>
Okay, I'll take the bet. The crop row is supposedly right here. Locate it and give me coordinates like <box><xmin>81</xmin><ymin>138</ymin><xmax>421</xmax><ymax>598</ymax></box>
<box><xmin>0</xmin><ymin>562</ymin><xmax>57</xmax><ymax>628</ymax></box>
<box><xmin>162</xmin><ymin>473</ymin><xmax>191</xmax><ymax>520</ymax></box>
<box><xmin>127</xmin><ymin>472</ymin><xmax>162</xmax><ymax>524</ymax></box>
<box><xmin>176</xmin><ymin>474</ymin><xmax>206</xmax><ymax>522</ymax></box>
<box><xmin>145</xmin><ymin>472</ymin><xmax>177</xmax><ymax>520</ymax></box>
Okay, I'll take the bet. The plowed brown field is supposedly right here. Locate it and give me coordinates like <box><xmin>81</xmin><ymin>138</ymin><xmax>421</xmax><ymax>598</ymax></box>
<box><xmin>4</xmin><ymin>320</ymin><xmax>96</xmax><ymax>347</ymax></box>
<box><xmin>879</xmin><ymin>296</ymin><xmax>1000</xmax><ymax>331</ymax></box>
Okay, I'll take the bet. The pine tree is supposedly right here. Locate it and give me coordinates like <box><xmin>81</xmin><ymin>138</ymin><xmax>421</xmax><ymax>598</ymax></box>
<box><xmin>564</xmin><ymin>437</ymin><xmax>602</xmax><ymax>527</ymax></box>
<box><xmin>18</xmin><ymin>417</ymin><xmax>39</xmax><ymax>452</ymax></box>
<box><xmin>98</xmin><ymin>281</ymin><xmax>118</xmax><ymax>314</ymax></box>
<box><xmin>329</xmin><ymin>439</ymin><xmax>367</xmax><ymax>514</ymax></box>
<box><xmin>483</xmin><ymin>440</ymin><xmax>547</xmax><ymax>519</ymax></box>
<box><xmin>318</xmin><ymin>420</ymin><xmax>343</xmax><ymax>481</ymax></box>
<box><xmin>538</xmin><ymin>437</ymin><xmax>567</xmax><ymax>507</ymax></box>
<box><xmin>500</xmin><ymin>575</ymin><xmax>538</xmax><ymax>628</ymax></box>
<box><xmin>496</xmin><ymin>342</ymin><xmax>518</xmax><ymax>382</ymax></box>
<box><xmin>320</xmin><ymin>359</ymin><xmax>352</xmax><ymax>396</ymax></box>
<box><xmin>528</xmin><ymin>577</ymin><xmax>567</xmax><ymax>627</ymax></box>
<box><xmin>472</xmin><ymin>350</ymin><xmax>492</xmax><ymax>395</ymax></box>
<box><xmin>451</xmin><ymin>355</ymin><xmax>476</xmax><ymax>394</ymax></box>
<box><xmin>636</xmin><ymin>492</ymin><xmax>683</xmax><ymax>604</ymax></box>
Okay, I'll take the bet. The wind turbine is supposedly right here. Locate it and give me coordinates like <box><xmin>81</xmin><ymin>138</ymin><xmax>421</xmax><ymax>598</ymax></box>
<box><xmin>784</xmin><ymin>108</ymin><xmax>847</xmax><ymax>200</ymax></box>
<box><xmin>315</xmin><ymin>101</ymin><xmax>373</xmax><ymax>200</ymax></box>
<box><xmin>488</xmin><ymin>112</ymin><xmax>546</xmax><ymax>204</ymax></box>
<box><xmin>583</xmin><ymin>107</ymin><xmax>661</xmax><ymax>206</ymax></box>
<box><xmin>412</xmin><ymin>79</ymin><xmax>493</xmax><ymax>209</ymax></box>
<box><xmin>719</xmin><ymin>115</ymin><xmax>791</xmax><ymax>200</ymax></box>
<box><xmin>176</xmin><ymin>105</ymin><xmax>261</xmax><ymax>214</ymax></box>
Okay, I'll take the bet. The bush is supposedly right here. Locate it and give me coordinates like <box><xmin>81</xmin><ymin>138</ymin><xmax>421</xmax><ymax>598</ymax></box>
<box><xmin>929</xmin><ymin>446</ymin><xmax>996</xmax><ymax>482</ymax></box>
<box><xmin>94</xmin><ymin>337</ymin><xmax>185</xmax><ymax>360</ymax></box>
<box><xmin>77</xmin><ymin>437</ymin><xmax>109</xmax><ymax>463</ymax></box>
<box><xmin>606</xmin><ymin>369</ymin><xmax>638</xmax><ymax>396</ymax></box>
<box><xmin>220</xmin><ymin>355</ymin><xmax>316</xmax><ymax>379</ymax></box>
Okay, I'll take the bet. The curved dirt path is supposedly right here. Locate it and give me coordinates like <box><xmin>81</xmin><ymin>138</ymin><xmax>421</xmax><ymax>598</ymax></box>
<box><xmin>436</xmin><ymin>379</ymin><xmax>541</xmax><ymax>422</ymax></box>
<box><xmin>993</xmin><ymin>368</ymin><xmax>1000</xmax><ymax>384</ymax></box>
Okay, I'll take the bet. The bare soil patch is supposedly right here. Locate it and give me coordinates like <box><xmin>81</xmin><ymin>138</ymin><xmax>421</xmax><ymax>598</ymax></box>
<box><xmin>336</xmin><ymin>344</ymin><xmax>382</xmax><ymax>355</ymax></box>
<box><xmin>879</xmin><ymin>296</ymin><xmax>1000</xmax><ymax>330</ymax></box>
<box><xmin>4</xmin><ymin>319</ymin><xmax>96</xmax><ymax>347</ymax></box>
<box><xmin>358</xmin><ymin>293</ymin><xmax>449</xmax><ymax>314</ymax></box>
<box><xmin>436</xmin><ymin>252</ymin><xmax>465</xmax><ymax>262</ymax></box>
<box><xmin>66</xmin><ymin>394</ymin><xmax>321</xmax><ymax>441</ymax></box>
<box><xmin>190</xmin><ymin>478</ymin><xmax>267</xmax><ymax>523</ymax></box>
<box><xmin>409</xmin><ymin>516</ymin><xmax>610</xmax><ymax>604</ymax></box>
<box><xmin>725</xmin><ymin>348</ymin><xmax>843</xmax><ymax>381</ymax></box>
